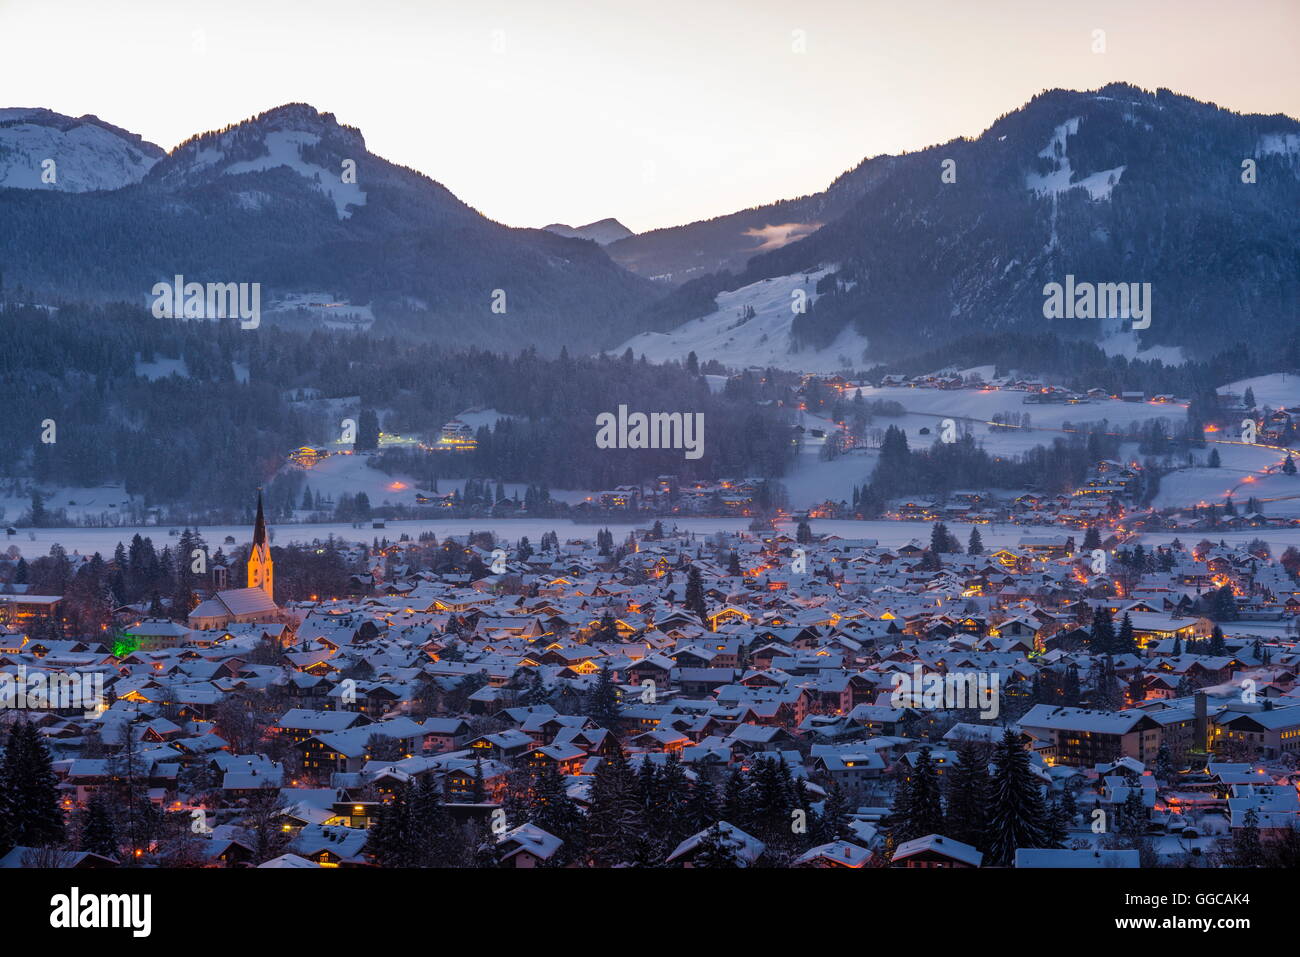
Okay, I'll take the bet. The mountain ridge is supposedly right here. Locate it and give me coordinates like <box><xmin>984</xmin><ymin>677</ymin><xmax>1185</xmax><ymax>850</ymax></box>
<box><xmin>629</xmin><ymin>82</ymin><xmax>1300</xmax><ymax>365</ymax></box>
<box><xmin>0</xmin><ymin>102</ymin><xmax>657</xmax><ymax>353</ymax></box>
<box><xmin>542</xmin><ymin>217</ymin><xmax>634</xmax><ymax>245</ymax></box>
<box><xmin>0</xmin><ymin>107</ymin><xmax>164</xmax><ymax>192</ymax></box>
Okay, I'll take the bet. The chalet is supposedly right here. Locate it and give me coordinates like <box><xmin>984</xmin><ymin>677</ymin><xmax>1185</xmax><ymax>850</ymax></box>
<box><xmin>523</xmin><ymin>743</ymin><xmax>587</xmax><ymax>775</ymax></box>
<box><xmin>497</xmin><ymin>824</ymin><xmax>565</xmax><ymax>867</ymax></box>
<box><xmin>793</xmin><ymin>841</ymin><xmax>872</xmax><ymax>868</ymax></box>
<box><xmin>891</xmin><ymin>834</ymin><xmax>982</xmax><ymax>868</ymax></box>
<box><xmin>666</xmin><ymin>822</ymin><xmax>765</xmax><ymax>867</ymax></box>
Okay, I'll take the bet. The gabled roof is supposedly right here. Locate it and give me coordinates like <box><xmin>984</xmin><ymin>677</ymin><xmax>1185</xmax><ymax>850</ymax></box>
<box><xmin>893</xmin><ymin>833</ymin><xmax>982</xmax><ymax>866</ymax></box>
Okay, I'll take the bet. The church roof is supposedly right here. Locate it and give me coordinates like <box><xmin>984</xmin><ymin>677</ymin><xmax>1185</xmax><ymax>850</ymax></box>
<box><xmin>190</xmin><ymin>587</ymin><xmax>278</xmax><ymax>622</ymax></box>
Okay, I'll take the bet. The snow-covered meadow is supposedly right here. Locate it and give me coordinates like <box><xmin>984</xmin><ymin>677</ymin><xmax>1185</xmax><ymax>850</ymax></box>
<box><xmin>618</xmin><ymin>268</ymin><xmax>872</xmax><ymax>373</ymax></box>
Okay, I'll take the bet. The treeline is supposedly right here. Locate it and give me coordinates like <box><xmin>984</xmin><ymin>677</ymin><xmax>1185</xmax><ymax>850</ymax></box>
<box><xmin>369</xmin><ymin>745</ymin><xmax>859</xmax><ymax>868</ymax></box>
<box><xmin>0</xmin><ymin>302</ymin><xmax>799</xmax><ymax>513</ymax></box>
<box><xmin>854</xmin><ymin>425</ymin><xmax>1123</xmax><ymax>512</ymax></box>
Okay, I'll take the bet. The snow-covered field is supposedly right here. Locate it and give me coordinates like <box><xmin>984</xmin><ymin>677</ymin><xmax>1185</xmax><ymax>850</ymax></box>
<box><xmin>0</xmin><ymin>483</ymin><xmax>139</xmax><ymax>527</ymax></box>
<box><xmin>840</xmin><ymin>386</ymin><xmax>1181</xmax><ymax>466</ymax></box>
<box><xmin>744</xmin><ymin>386</ymin><xmax>1189</xmax><ymax>509</ymax></box>
<box><xmin>618</xmin><ymin>268</ymin><xmax>872</xmax><ymax>373</ymax></box>
<box><xmin>783</xmin><ymin>447</ymin><xmax>876</xmax><ymax>509</ymax></box>
<box><xmin>134</xmin><ymin>355</ymin><xmax>189</xmax><ymax>380</ymax></box>
<box><xmin>1152</xmin><ymin>441</ymin><xmax>1300</xmax><ymax>514</ymax></box>
<box><xmin>285</xmin><ymin>452</ymin><xmax>592</xmax><ymax>510</ymax></box>
<box><xmin>850</xmin><ymin>385</ymin><xmax>1184</xmax><ymax>436</ymax></box>
<box><xmin>451</xmin><ymin>408</ymin><xmax>513</xmax><ymax>432</ymax></box>
<box><xmin>1098</xmin><ymin>330</ymin><xmax>1186</xmax><ymax>366</ymax></box>
<box><xmin>11</xmin><ymin>516</ymin><xmax>1046</xmax><ymax>560</ymax></box>
<box><xmin>1220</xmin><ymin>372</ymin><xmax>1300</xmax><ymax>410</ymax></box>
<box><xmin>18</xmin><ymin>502</ymin><xmax>1300</xmax><ymax>570</ymax></box>
<box><xmin>1144</xmin><ymin>373</ymin><xmax>1300</xmax><ymax>512</ymax></box>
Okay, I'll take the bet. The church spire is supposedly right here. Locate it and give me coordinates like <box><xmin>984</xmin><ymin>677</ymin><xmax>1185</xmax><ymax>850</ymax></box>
<box><xmin>248</xmin><ymin>490</ymin><xmax>274</xmax><ymax>604</ymax></box>
<box><xmin>253</xmin><ymin>490</ymin><xmax>268</xmax><ymax>548</ymax></box>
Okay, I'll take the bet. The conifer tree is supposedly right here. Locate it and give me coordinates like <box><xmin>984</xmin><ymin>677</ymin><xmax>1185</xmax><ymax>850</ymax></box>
<box><xmin>586</xmin><ymin>664</ymin><xmax>622</xmax><ymax>731</ymax></box>
<box><xmin>894</xmin><ymin>747</ymin><xmax>944</xmax><ymax>844</ymax></box>
<box><xmin>1090</xmin><ymin>606</ymin><xmax>1116</xmax><ymax>654</ymax></box>
<box><xmin>1233</xmin><ymin>808</ymin><xmax>1264</xmax><ymax>866</ymax></box>
<box><xmin>944</xmin><ymin>740</ymin><xmax>991</xmax><ymax>850</ymax></box>
<box><xmin>529</xmin><ymin>763</ymin><xmax>584</xmax><ymax>865</ymax></box>
<box><xmin>656</xmin><ymin>752</ymin><xmax>694</xmax><ymax>850</ymax></box>
<box><xmin>1208</xmin><ymin>624</ymin><xmax>1228</xmax><ymax>655</ymax></box>
<box><xmin>0</xmin><ymin>721</ymin><xmax>65</xmax><ymax>853</ymax></box>
<box><xmin>1154</xmin><ymin>743</ymin><xmax>1175</xmax><ymax>783</ymax></box>
<box><xmin>1063</xmin><ymin>664</ymin><xmax>1082</xmax><ymax>706</ymax></box>
<box><xmin>1119</xmin><ymin>787</ymin><xmax>1148</xmax><ymax>846</ymax></box>
<box><xmin>684</xmin><ymin>565</ymin><xmax>709</xmax><ymax>626</ymax></box>
<box><xmin>721</xmin><ymin>767</ymin><xmax>752</xmax><ymax>829</ymax></box>
<box><xmin>986</xmin><ymin>729</ymin><xmax>1050</xmax><ymax>866</ymax></box>
<box><xmin>594</xmin><ymin>609</ymin><xmax>619</xmax><ymax>643</ymax></box>
<box><xmin>1045</xmin><ymin>798</ymin><xmax>1070</xmax><ymax>847</ymax></box>
<box><xmin>817</xmin><ymin>780</ymin><xmax>851</xmax><ymax>844</ymax></box>
<box><xmin>80</xmin><ymin>792</ymin><xmax>118</xmax><ymax>859</ymax></box>
<box><xmin>685</xmin><ymin>773</ymin><xmax>721</xmax><ymax>834</ymax></box>
<box><xmin>1059</xmin><ymin>784</ymin><xmax>1078</xmax><ymax>825</ymax></box>
<box><xmin>930</xmin><ymin>522</ymin><xmax>952</xmax><ymax>554</ymax></box>
<box><xmin>413</xmin><ymin>775</ymin><xmax>462</xmax><ymax>866</ymax></box>
<box><xmin>366</xmin><ymin>780</ymin><xmax>417</xmax><ymax>867</ymax></box>
<box><xmin>1115</xmin><ymin>613</ymin><xmax>1137</xmax><ymax>655</ymax></box>
<box><xmin>585</xmin><ymin>744</ymin><xmax>639</xmax><ymax>866</ymax></box>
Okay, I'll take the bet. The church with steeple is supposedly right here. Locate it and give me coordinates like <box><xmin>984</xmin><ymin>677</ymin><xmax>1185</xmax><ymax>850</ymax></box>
<box><xmin>188</xmin><ymin>492</ymin><xmax>283</xmax><ymax>631</ymax></box>
<box><xmin>246</xmin><ymin>492</ymin><xmax>274</xmax><ymax>603</ymax></box>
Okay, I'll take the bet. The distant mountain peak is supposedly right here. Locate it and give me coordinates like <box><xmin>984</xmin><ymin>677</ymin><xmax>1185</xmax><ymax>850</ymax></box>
<box><xmin>148</xmin><ymin>102</ymin><xmax>369</xmax><ymax>217</ymax></box>
<box><xmin>626</xmin><ymin>82</ymin><xmax>1300</xmax><ymax>360</ymax></box>
<box><xmin>0</xmin><ymin>104</ymin><xmax>657</xmax><ymax>353</ymax></box>
<box><xmin>543</xmin><ymin>217</ymin><xmax>635</xmax><ymax>245</ymax></box>
<box><xmin>0</xmin><ymin>107</ymin><xmax>163</xmax><ymax>192</ymax></box>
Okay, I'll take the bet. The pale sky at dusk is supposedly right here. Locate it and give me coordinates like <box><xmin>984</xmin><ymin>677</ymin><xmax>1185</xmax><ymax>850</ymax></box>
<box><xmin>3</xmin><ymin>0</ymin><xmax>1297</xmax><ymax>232</ymax></box>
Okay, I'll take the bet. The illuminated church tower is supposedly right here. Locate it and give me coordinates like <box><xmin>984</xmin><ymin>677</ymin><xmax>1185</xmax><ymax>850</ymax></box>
<box><xmin>247</xmin><ymin>492</ymin><xmax>274</xmax><ymax>603</ymax></box>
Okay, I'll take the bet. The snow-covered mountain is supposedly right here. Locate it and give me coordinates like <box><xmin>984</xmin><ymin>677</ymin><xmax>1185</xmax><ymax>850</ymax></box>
<box><xmin>619</xmin><ymin>266</ymin><xmax>871</xmax><ymax>372</ymax></box>
<box><xmin>0</xmin><ymin>108</ymin><xmax>163</xmax><ymax>191</ymax></box>
<box><xmin>543</xmin><ymin>217</ymin><xmax>634</xmax><ymax>245</ymax></box>
<box><xmin>637</xmin><ymin>83</ymin><xmax>1300</xmax><ymax>362</ymax></box>
<box><xmin>148</xmin><ymin>103</ymin><xmax>367</xmax><ymax>218</ymax></box>
<box><xmin>0</xmin><ymin>104</ymin><xmax>656</xmax><ymax>352</ymax></box>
